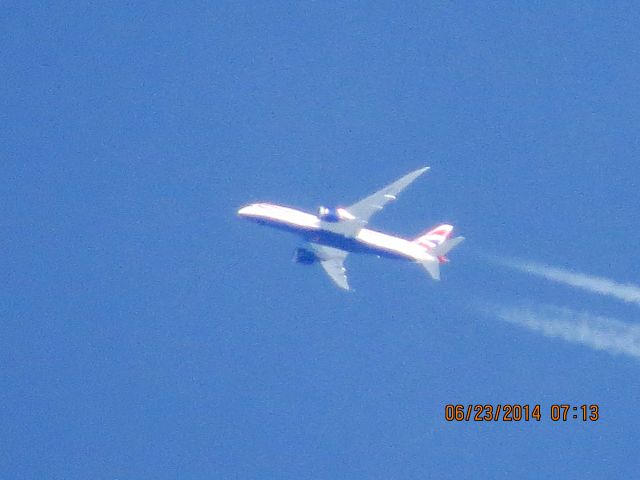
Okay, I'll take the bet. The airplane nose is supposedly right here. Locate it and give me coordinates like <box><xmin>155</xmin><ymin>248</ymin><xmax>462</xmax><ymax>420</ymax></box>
<box><xmin>237</xmin><ymin>205</ymin><xmax>254</xmax><ymax>217</ymax></box>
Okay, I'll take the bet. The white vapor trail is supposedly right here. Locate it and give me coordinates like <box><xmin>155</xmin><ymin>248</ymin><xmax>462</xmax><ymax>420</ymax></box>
<box><xmin>496</xmin><ymin>257</ymin><xmax>640</xmax><ymax>306</ymax></box>
<box><xmin>489</xmin><ymin>304</ymin><xmax>640</xmax><ymax>360</ymax></box>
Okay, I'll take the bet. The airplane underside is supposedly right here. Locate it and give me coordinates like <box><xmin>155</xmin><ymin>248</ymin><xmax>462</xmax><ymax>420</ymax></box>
<box><xmin>250</xmin><ymin>217</ymin><xmax>409</xmax><ymax>261</ymax></box>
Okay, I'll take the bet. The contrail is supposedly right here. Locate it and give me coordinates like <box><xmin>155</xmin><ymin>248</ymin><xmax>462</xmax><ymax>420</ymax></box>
<box><xmin>494</xmin><ymin>257</ymin><xmax>640</xmax><ymax>306</ymax></box>
<box><xmin>487</xmin><ymin>303</ymin><xmax>640</xmax><ymax>360</ymax></box>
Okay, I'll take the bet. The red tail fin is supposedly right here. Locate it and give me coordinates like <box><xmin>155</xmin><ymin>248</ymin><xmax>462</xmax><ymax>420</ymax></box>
<box><xmin>413</xmin><ymin>224</ymin><xmax>453</xmax><ymax>263</ymax></box>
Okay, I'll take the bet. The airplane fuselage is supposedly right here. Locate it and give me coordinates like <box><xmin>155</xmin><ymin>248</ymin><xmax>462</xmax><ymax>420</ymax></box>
<box><xmin>237</xmin><ymin>203</ymin><xmax>435</xmax><ymax>262</ymax></box>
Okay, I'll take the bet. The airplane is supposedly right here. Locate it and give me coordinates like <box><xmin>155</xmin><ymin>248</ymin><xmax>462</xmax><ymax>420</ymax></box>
<box><xmin>237</xmin><ymin>166</ymin><xmax>464</xmax><ymax>290</ymax></box>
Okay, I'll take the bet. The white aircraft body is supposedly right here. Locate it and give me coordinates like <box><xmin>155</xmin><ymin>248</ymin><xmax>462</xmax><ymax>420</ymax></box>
<box><xmin>237</xmin><ymin>167</ymin><xmax>464</xmax><ymax>290</ymax></box>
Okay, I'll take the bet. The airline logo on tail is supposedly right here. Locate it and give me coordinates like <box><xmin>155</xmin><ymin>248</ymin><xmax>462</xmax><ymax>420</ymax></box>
<box><xmin>413</xmin><ymin>224</ymin><xmax>453</xmax><ymax>263</ymax></box>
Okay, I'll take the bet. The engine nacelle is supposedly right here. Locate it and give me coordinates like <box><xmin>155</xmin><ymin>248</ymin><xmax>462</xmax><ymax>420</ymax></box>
<box><xmin>317</xmin><ymin>206</ymin><xmax>355</xmax><ymax>223</ymax></box>
<box><xmin>292</xmin><ymin>247</ymin><xmax>317</xmax><ymax>265</ymax></box>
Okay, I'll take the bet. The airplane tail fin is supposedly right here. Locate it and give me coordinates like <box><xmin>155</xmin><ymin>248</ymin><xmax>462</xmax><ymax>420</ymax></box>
<box><xmin>414</xmin><ymin>225</ymin><xmax>464</xmax><ymax>280</ymax></box>
<box><xmin>413</xmin><ymin>224</ymin><xmax>453</xmax><ymax>250</ymax></box>
<box><xmin>413</xmin><ymin>224</ymin><xmax>464</xmax><ymax>263</ymax></box>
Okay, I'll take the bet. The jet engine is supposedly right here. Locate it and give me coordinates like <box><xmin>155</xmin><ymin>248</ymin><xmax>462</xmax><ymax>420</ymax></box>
<box><xmin>292</xmin><ymin>247</ymin><xmax>317</xmax><ymax>265</ymax></box>
<box><xmin>317</xmin><ymin>206</ymin><xmax>355</xmax><ymax>223</ymax></box>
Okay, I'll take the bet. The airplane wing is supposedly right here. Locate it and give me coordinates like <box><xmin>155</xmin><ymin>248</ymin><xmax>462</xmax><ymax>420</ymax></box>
<box><xmin>309</xmin><ymin>243</ymin><xmax>350</xmax><ymax>290</ymax></box>
<box><xmin>346</xmin><ymin>166</ymin><xmax>430</xmax><ymax>229</ymax></box>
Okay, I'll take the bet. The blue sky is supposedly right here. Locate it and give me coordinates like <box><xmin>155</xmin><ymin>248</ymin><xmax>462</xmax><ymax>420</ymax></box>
<box><xmin>3</xmin><ymin>2</ymin><xmax>640</xmax><ymax>478</ymax></box>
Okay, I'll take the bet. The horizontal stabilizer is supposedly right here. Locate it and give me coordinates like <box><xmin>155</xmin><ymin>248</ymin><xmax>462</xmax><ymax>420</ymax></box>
<box><xmin>431</xmin><ymin>236</ymin><xmax>464</xmax><ymax>257</ymax></box>
<box><xmin>421</xmin><ymin>260</ymin><xmax>440</xmax><ymax>281</ymax></box>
